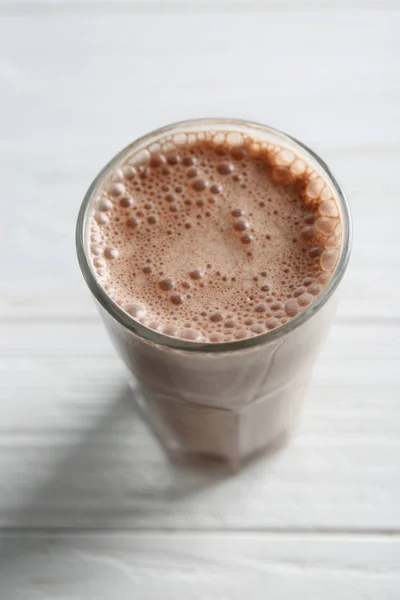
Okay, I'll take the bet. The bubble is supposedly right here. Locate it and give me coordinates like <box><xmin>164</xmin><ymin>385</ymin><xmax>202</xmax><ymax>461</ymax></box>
<box><xmin>319</xmin><ymin>199</ymin><xmax>339</xmax><ymax>217</ymax></box>
<box><xmin>130</xmin><ymin>149</ymin><xmax>150</xmax><ymax>167</ymax></box>
<box><xmin>266</xmin><ymin>318</ymin><xmax>279</xmax><ymax>330</ymax></box>
<box><xmin>90</xmin><ymin>244</ymin><xmax>103</xmax><ymax>256</ymax></box>
<box><xmin>217</xmin><ymin>162</ymin><xmax>235</xmax><ymax>175</ymax></box>
<box><xmin>308</xmin><ymin>282</ymin><xmax>322</xmax><ymax>295</ymax></box>
<box><xmin>122</xmin><ymin>165</ymin><xmax>137</xmax><ymax>179</ymax></box>
<box><xmin>234</xmin><ymin>330</ymin><xmax>247</xmax><ymax>340</ymax></box>
<box><xmin>169</xmin><ymin>205</ymin><xmax>179</xmax><ymax>213</ymax></box>
<box><xmin>210</xmin><ymin>313</ymin><xmax>223</xmax><ymax>322</ymax></box>
<box><xmin>210</xmin><ymin>184</ymin><xmax>223</xmax><ymax>194</ymax></box>
<box><xmin>301</xmin><ymin>226</ymin><xmax>315</xmax><ymax>241</ymax></box>
<box><xmin>320</xmin><ymin>186</ymin><xmax>333</xmax><ymax>200</ymax></box>
<box><xmin>310</xmin><ymin>247</ymin><xmax>322</xmax><ymax>258</ymax></box>
<box><xmin>320</xmin><ymin>248</ymin><xmax>339</xmax><ymax>271</ymax></box>
<box><xmin>316</xmin><ymin>217</ymin><xmax>336</xmax><ymax>235</ymax></box>
<box><xmin>119</xmin><ymin>195</ymin><xmax>134</xmax><ymax>208</ymax></box>
<box><xmin>170</xmin><ymin>293</ymin><xmax>183</xmax><ymax>305</ymax></box>
<box><xmin>97</xmin><ymin>197</ymin><xmax>113</xmax><ymax>212</ymax></box>
<box><xmin>290</xmin><ymin>159</ymin><xmax>306</xmax><ymax>176</ymax></box>
<box><xmin>304</xmin><ymin>213</ymin><xmax>315</xmax><ymax>224</ymax></box>
<box><xmin>270</xmin><ymin>302</ymin><xmax>282</xmax><ymax>311</ymax></box>
<box><xmin>306</xmin><ymin>178</ymin><xmax>324</xmax><ymax>199</ymax></box>
<box><xmin>104</xmin><ymin>247</ymin><xmax>119</xmax><ymax>260</ymax></box>
<box><xmin>255</xmin><ymin>303</ymin><xmax>267</xmax><ymax>313</ymax></box>
<box><xmin>192</xmin><ymin>178</ymin><xmax>208</xmax><ymax>192</ymax></box>
<box><xmin>166</xmin><ymin>153</ymin><xmax>180</xmax><ymax>166</ymax></box>
<box><xmin>93</xmin><ymin>257</ymin><xmax>105</xmax><ymax>269</ymax></box>
<box><xmin>209</xmin><ymin>333</ymin><xmax>222</xmax><ymax>342</ymax></box>
<box><xmin>213</xmin><ymin>132</ymin><xmax>225</xmax><ymax>145</ymax></box>
<box><xmin>163</xmin><ymin>324</ymin><xmax>179</xmax><ymax>337</ymax></box>
<box><xmin>318</xmin><ymin>272</ymin><xmax>330</xmax><ymax>285</ymax></box>
<box><xmin>182</xmin><ymin>281</ymin><xmax>191</xmax><ymax>289</ymax></box>
<box><xmin>240</xmin><ymin>233</ymin><xmax>253</xmax><ymax>244</ymax></box>
<box><xmin>181</xmin><ymin>328</ymin><xmax>201</xmax><ymax>341</ymax></box>
<box><xmin>233</xmin><ymin>219</ymin><xmax>249</xmax><ymax>232</ymax></box>
<box><xmin>106</xmin><ymin>182</ymin><xmax>125</xmax><ymax>197</ymax></box>
<box><xmin>224</xmin><ymin>319</ymin><xmax>235</xmax><ymax>328</ymax></box>
<box><xmin>111</xmin><ymin>168</ymin><xmax>124</xmax><ymax>182</ymax></box>
<box><xmin>297</xmin><ymin>293</ymin><xmax>313</xmax><ymax>307</ymax></box>
<box><xmin>147</xmin><ymin>215</ymin><xmax>158</xmax><ymax>225</ymax></box>
<box><xmin>148</xmin><ymin>321</ymin><xmax>163</xmax><ymax>331</ymax></box>
<box><xmin>284</xmin><ymin>299</ymin><xmax>299</xmax><ymax>317</ymax></box>
<box><xmin>231</xmin><ymin>147</ymin><xmax>246</xmax><ymax>160</ymax></box>
<box><xmin>150</xmin><ymin>153</ymin><xmax>165</xmax><ymax>168</ymax></box>
<box><xmin>275</xmin><ymin>150</ymin><xmax>295</xmax><ymax>166</ymax></box>
<box><xmin>261</xmin><ymin>285</ymin><xmax>270</xmax><ymax>292</ymax></box>
<box><xmin>126</xmin><ymin>304</ymin><xmax>146</xmax><ymax>319</ymax></box>
<box><xmin>271</xmin><ymin>167</ymin><xmax>293</xmax><ymax>185</ymax></box>
<box><xmin>182</xmin><ymin>156</ymin><xmax>196</xmax><ymax>167</ymax></box>
<box><xmin>293</xmin><ymin>287</ymin><xmax>306</xmax><ymax>297</ymax></box>
<box><xmin>187</xmin><ymin>167</ymin><xmax>198</xmax><ymax>178</ymax></box>
<box><xmin>232</xmin><ymin>208</ymin><xmax>244</xmax><ymax>217</ymax></box>
<box><xmin>250</xmin><ymin>324</ymin><xmax>265</xmax><ymax>334</ymax></box>
<box><xmin>189</xmin><ymin>269</ymin><xmax>203</xmax><ymax>280</ymax></box>
<box><xmin>326</xmin><ymin>234</ymin><xmax>341</xmax><ymax>249</ymax></box>
<box><xmin>143</xmin><ymin>266</ymin><xmax>152</xmax><ymax>274</ymax></box>
<box><xmin>95</xmin><ymin>212</ymin><xmax>109</xmax><ymax>225</ymax></box>
<box><xmin>126</xmin><ymin>217</ymin><xmax>139</xmax><ymax>229</ymax></box>
<box><xmin>158</xmin><ymin>278</ymin><xmax>175</xmax><ymax>291</ymax></box>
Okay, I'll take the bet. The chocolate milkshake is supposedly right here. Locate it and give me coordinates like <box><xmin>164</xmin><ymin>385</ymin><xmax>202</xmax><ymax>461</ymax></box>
<box><xmin>77</xmin><ymin>119</ymin><xmax>351</xmax><ymax>466</ymax></box>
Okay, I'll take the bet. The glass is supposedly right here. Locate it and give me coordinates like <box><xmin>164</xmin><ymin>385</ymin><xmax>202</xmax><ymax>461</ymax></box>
<box><xmin>76</xmin><ymin>119</ymin><xmax>352</xmax><ymax>468</ymax></box>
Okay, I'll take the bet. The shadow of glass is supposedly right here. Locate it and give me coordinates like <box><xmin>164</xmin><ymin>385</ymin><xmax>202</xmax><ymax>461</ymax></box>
<box><xmin>0</xmin><ymin>385</ymin><xmax>228</xmax><ymax>578</ymax></box>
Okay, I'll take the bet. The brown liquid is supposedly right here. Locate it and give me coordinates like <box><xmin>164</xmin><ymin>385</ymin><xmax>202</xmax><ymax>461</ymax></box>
<box><xmin>81</xmin><ymin>124</ymin><xmax>348</xmax><ymax>464</ymax></box>
<box><xmin>88</xmin><ymin>131</ymin><xmax>341</xmax><ymax>343</ymax></box>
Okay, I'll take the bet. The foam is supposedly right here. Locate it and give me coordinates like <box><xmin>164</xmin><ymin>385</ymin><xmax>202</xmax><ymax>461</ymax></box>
<box><xmin>87</xmin><ymin>130</ymin><xmax>342</xmax><ymax>342</ymax></box>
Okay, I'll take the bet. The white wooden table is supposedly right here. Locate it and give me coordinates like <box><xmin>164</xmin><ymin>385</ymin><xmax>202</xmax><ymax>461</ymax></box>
<box><xmin>1</xmin><ymin>2</ymin><xmax>399</xmax><ymax>598</ymax></box>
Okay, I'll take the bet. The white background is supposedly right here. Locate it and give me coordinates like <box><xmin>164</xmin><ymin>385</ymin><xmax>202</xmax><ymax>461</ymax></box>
<box><xmin>0</xmin><ymin>1</ymin><xmax>399</xmax><ymax>598</ymax></box>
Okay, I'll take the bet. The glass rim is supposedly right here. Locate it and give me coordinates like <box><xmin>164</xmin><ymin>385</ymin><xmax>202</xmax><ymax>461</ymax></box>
<box><xmin>76</xmin><ymin>117</ymin><xmax>352</xmax><ymax>353</ymax></box>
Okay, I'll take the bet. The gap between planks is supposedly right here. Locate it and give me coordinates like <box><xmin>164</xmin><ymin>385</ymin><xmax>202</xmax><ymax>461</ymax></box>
<box><xmin>0</xmin><ymin>1</ymin><xmax>399</xmax><ymax>18</ymax></box>
<box><xmin>1</xmin><ymin>527</ymin><xmax>400</xmax><ymax>537</ymax></box>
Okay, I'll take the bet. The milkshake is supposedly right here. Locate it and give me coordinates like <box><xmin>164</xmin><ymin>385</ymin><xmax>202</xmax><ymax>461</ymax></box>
<box><xmin>77</xmin><ymin>119</ymin><xmax>351</xmax><ymax>465</ymax></box>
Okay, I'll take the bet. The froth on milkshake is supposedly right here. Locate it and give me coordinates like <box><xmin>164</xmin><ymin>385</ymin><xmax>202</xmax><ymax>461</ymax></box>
<box><xmin>88</xmin><ymin>130</ymin><xmax>342</xmax><ymax>343</ymax></box>
<box><xmin>78</xmin><ymin>119</ymin><xmax>350</xmax><ymax>466</ymax></box>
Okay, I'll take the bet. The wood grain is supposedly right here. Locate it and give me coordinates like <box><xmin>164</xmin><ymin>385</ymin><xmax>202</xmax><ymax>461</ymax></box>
<box><xmin>0</xmin><ymin>533</ymin><xmax>399</xmax><ymax>600</ymax></box>
<box><xmin>0</xmin><ymin>323</ymin><xmax>398</xmax><ymax>531</ymax></box>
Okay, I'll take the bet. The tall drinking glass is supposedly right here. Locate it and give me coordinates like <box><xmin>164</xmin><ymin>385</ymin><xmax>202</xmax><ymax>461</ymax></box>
<box><xmin>76</xmin><ymin>119</ymin><xmax>352</xmax><ymax>467</ymax></box>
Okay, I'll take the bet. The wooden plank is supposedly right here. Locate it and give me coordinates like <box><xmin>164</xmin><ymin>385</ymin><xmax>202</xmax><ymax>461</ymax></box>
<box><xmin>0</xmin><ymin>533</ymin><xmax>399</xmax><ymax>600</ymax></box>
<box><xmin>0</xmin><ymin>12</ymin><xmax>398</xmax><ymax>146</ymax></box>
<box><xmin>2</xmin><ymin>1</ymin><xmax>399</xmax><ymax>14</ymax></box>
<box><xmin>0</xmin><ymin>323</ymin><xmax>398</xmax><ymax>530</ymax></box>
